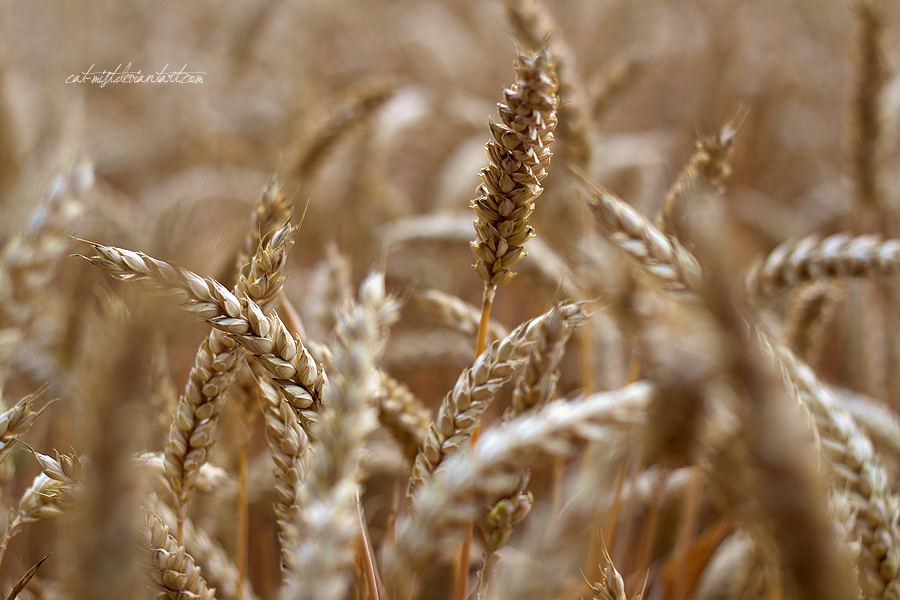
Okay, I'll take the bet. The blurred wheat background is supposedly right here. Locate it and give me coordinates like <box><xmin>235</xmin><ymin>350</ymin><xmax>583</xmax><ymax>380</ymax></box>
<box><xmin>0</xmin><ymin>0</ymin><xmax>899</xmax><ymax>599</ymax></box>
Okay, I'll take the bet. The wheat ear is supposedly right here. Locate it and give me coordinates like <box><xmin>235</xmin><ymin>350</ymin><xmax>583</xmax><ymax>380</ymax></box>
<box><xmin>256</xmin><ymin>373</ymin><xmax>310</xmax><ymax>573</ymax></box>
<box><xmin>416</xmin><ymin>289</ymin><xmax>509</xmax><ymax>342</ymax></box>
<box><xmin>383</xmin><ymin>382</ymin><xmax>651</xmax><ymax>600</ymax></box>
<box><xmin>767</xmin><ymin>339</ymin><xmax>900</xmax><ymax>600</ymax></box>
<box><xmin>147</xmin><ymin>494</ymin><xmax>256</xmax><ymax>600</ymax></box>
<box><xmin>583</xmin><ymin>182</ymin><xmax>703</xmax><ymax>293</ymax></box>
<box><xmin>376</xmin><ymin>370</ymin><xmax>432</xmax><ymax>461</ymax></box>
<box><xmin>657</xmin><ymin>121</ymin><xmax>737</xmax><ymax>243</ymax></box>
<box><xmin>408</xmin><ymin>302</ymin><xmax>585</xmax><ymax>494</ymax></box>
<box><xmin>282</xmin><ymin>272</ymin><xmax>399</xmax><ymax>600</ymax></box>
<box><xmin>746</xmin><ymin>233</ymin><xmax>900</xmax><ymax>300</ymax></box>
<box><xmin>0</xmin><ymin>451</ymin><xmax>84</xmax><ymax>569</ymax></box>
<box><xmin>142</xmin><ymin>509</ymin><xmax>216</xmax><ymax>600</ymax></box>
<box><xmin>471</xmin><ymin>49</ymin><xmax>559</xmax><ymax>288</ymax></box>
<box><xmin>156</xmin><ymin>222</ymin><xmax>294</xmax><ymax>542</ymax></box>
<box><xmin>81</xmin><ymin>239</ymin><xmax>326</xmax><ymax>429</ymax></box>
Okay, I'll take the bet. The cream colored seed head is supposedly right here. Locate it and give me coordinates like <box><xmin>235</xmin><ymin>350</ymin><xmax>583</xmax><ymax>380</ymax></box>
<box><xmin>471</xmin><ymin>50</ymin><xmax>559</xmax><ymax>287</ymax></box>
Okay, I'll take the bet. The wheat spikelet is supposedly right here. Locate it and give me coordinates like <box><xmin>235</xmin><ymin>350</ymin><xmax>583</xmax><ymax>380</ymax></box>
<box><xmin>81</xmin><ymin>239</ymin><xmax>326</xmax><ymax>429</ymax></box>
<box><xmin>584</xmin><ymin>183</ymin><xmax>703</xmax><ymax>293</ymax></box>
<box><xmin>471</xmin><ymin>50</ymin><xmax>559</xmax><ymax>287</ymax></box>
<box><xmin>384</xmin><ymin>382</ymin><xmax>651</xmax><ymax>600</ymax></box>
<box><xmin>747</xmin><ymin>233</ymin><xmax>900</xmax><ymax>300</ymax></box>
<box><xmin>142</xmin><ymin>509</ymin><xmax>216</xmax><ymax>600</ymax></box>
<box><xmin>473</xmin><ymin>476</ymin><xmax>532</xmax><ymax>600</ymax></box>
<box><xmin>408</xmin><ymin>302</ymin><xmax>585</xmax><ymax>494</ymax></box>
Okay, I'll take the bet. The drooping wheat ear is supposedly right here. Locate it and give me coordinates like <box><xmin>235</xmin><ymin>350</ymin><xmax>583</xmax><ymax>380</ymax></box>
<box><xmin>471</xmin><ymin>49</ymin><xmax>559</xmax><ymax>287</ymax></box>
<box><xmin>783</xmin><ymin>281</ymin><xmax>843</xmax><ymax>367</ymax></box>
<box><xmin>504</xmin><ymin>0</ymin><xmax>591</xmax><ymax>168</ymax></box>
<box><xmin>583</xmin><ymin>182</ymin><xmax>703</xmax><ymax>293</ymax></box>
<box><xmin>510</xmin><ymin>302</ymin><xmax>580</xmax><ymax>416</ymax></box>
<box><xmin>0</xmin><ymin>452</ymin><xmax>84</xmax><ymax>569</ymax></box>
<box><xmin>0</xmin><ymin>161</ymin><xmax>91</xmax><ymax>388</ymax></box>
<box><xmin>142</xmin><ymin>509</ymin><xmax>216</xmax><ymax>600</ymax></box>
<box><xmin>0</xmin><ymin>390</ymin><xmax>44</xmax><ymax>463</ymax></box>
<box><xmin>282</xmin><ymin>272</ymin><xmax>400</xmax><ymax>600</ymax></box>
<box><xmin>288</xmin><ymin>80</ymin><xmax>395</xmax><ymax>182</ymax></box>
<box><xmin>376</xmin><ymin>370</ymin><xmax>432</xmax><ymax>461</ymax></box>
<box><xmin>851</xmin><ymin>0</ymin><xmax>887</xmax><ymax>222</ymax></box>
<box><xmin>81</xmin><ymin>238</ymin><xmax>326</xmax><ymax>429</ymax></box>
<box><xmin>256</xmin><ymin>374</ymin><xmax>310</xmax><ymax>573</ymax></box>
<box><xmin>147</xmin><ymin>495</ymin><xmax>256</xmax><ymax>600</ymax></box>
<box><xmin>657</xmin><ymin>121</ymin><xmax>738</xmax><ymax>243</ymax></box>
<box><xmin>408</xmin><ymin>302</ymin><xmax>585</xmax><ymax>494</ymax></box>
<box><xmin>160</xmin><ymin>223</ymin><xmax>295</xmax><ymax>534</ymax></box>
<box><xmin>383</xmin><ymin>382</ymin><xmax>651</xmax><ymax>600</ymax></box>
<box><xmin>416</xmin><ymin>289</ymin><xmax>509</xmax><ymax>342</ymax></box>
<box><xmin>766</xmin><ymin>339</ymin><xmax>900</xmax><ymax>600</ymax></box>
<box><xmin>746</xmin><ymin>233</ymin><xmax>900</xmax><ymax>301</ymax></box>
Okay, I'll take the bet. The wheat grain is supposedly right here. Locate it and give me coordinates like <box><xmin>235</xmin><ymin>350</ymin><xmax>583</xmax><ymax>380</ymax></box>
<box><xmin>416</xmin><ymin>289</ymin><xmax>509</xmax><ymax>342</ymax></box>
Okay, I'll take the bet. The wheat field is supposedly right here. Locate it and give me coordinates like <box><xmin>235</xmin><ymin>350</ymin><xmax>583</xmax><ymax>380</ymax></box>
<box><xmin>0</xmin><ymin>0</ymin><xmax>899</xmax><ymax>599</ymax></box>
